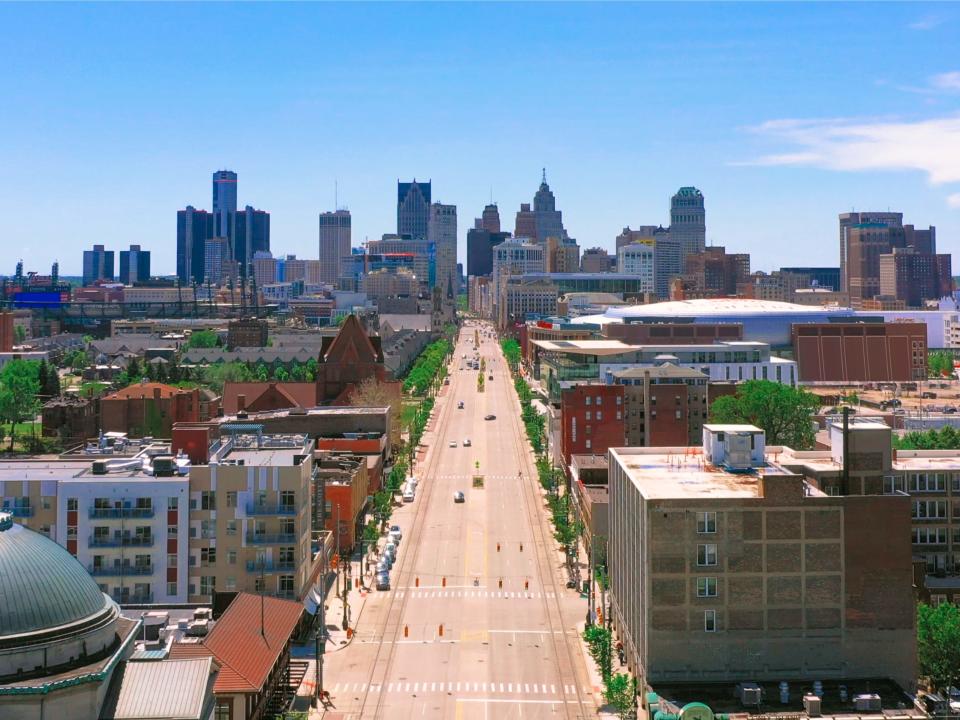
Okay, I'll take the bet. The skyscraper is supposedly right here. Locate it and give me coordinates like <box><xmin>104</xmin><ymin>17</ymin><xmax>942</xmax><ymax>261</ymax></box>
<box><xmin>481</xmin><ymin>204</ymin><xmax>501</xmax><ymax>233</ymax></box>
<box><xmin>212</xmin><ymin>170</ymin><xmax>238</xmax><ymax>240</ymax></box>
<box><xmin>233</xmin><ymin>205</ymin><xmax>270</xmax><ymax>278</ymax></box>
<box><xmin>532</xmin><ymin>170</ymin><xmax>566</xmax><ymax>244</ymax></box>
<box><xmin>514</xmin><ymin>203</ymin><xmax>536</xmax><ymax>239</ymax></box>
<box><xmin>467</xmin><ymin>224</ymin><xmax>510</xmax><ymax>278</ymax></box>
<box><xmin>318</xmin><ymin>210</ymin><xmax>352</xmax><ymax>284</ymax></box>
<box><xmin>428</xmin><ymin>202</ymin><xmax>457</xmax><ymax>294</ymax></box>
<box><xmin>82</xmin><ymin>244</ymin><xmax>115</xmax><ymax>286</ymax></box>
<box><xmin>119</xmin><ymin>244</ymin><xmax>151</xmax><ymax>285</ymax></box>
<box><xmin>838</xmin><ymin>211</ymin><xmax>903</xmax><ymax>292</ymax></box>
<box><xmin>670</xmin><ymin>187</ymin><xmax>706</xmax><ymax>261</ymax></box>
<box><xmin>397</xmin><ymin>180</ymin><xmax>431</xmax><ymax>239</ymax></box>
<box><xmin>177</xmin><ymin>206</ymin><xmax>215</xmax><ymax>285</ymax></box>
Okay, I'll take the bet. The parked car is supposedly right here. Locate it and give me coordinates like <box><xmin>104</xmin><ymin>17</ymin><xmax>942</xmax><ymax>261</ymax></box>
<box><xmin>922</xmin><ymin>391</ymin><xmax>937</xmax><ymax>399</ymax></box>
<box><xmin>377</xmin><ymin>559</ymin><xmax>391</xmax><ymax>573</ymax></box>
<box><xmin>402</xmin><ymin>488</ymin><xmax>415</xmax><ymax>503</ymax></box>
<box><xmin>389</xmin><ymin>528</ymin><xmax>402</xmax><ymax>544</ymax></box>
<box><xmin>390</xmin><ymin>524</ymin><xmax>403</xmax><ymax>540</ymax></box>
<box><xmin>463</xmin><ymin>438</ymin><xmax>471</xmax><ymax>447</ymax></box>
<box><xmin>457</xmin><ymin>401</ymin><xmax>464</xmax><ymax>409</ymax></box>
<box><xmin>449</xmin><ymin>440</ymin><xmax>458</xmax><ymax>448</ymax></box>
<box><xmin>376</xmin><ymin>572</ymin><xmax>391</xmax><ymax>591</ymax></box>
<box><xmin>453</xmin><ymin>491</ymin><xmax>465</xmax><ymax>503</ymax></box>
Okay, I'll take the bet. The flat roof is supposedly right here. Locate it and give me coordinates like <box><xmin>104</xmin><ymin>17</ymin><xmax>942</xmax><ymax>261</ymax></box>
<box><xmin>610</xmin><ymin>446</ymin><xmax>798</xmax><ymax>500</ymax></box>
<box><xmin>222</xmin><ymin>448</ymin><xmax>302</xmax><ymax>467</ymax></box>
<box><xmin>703</xmin><ymin>424</ymin><xmax>764</xmax><ymax>433</ymax></box>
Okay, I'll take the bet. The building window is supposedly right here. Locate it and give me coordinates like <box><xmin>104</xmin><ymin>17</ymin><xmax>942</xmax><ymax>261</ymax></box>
<box><xmin>228</xmin><ymin>550</ymin><xmax>237</xmax><ymax>564</ymax></box>
<box><xmin>167</xmin><ymin>582</ymin><xmax>177</xmax><ymax>597</ymax></box>
<box><xmin>201</xmin><ymin>547</ymin><xmax>217</xmax><ymax>565</ymax></box>
<box><xmin>226</xmin><ymin>491</ymin><xmax>237</xmax><ymax>508</ymax></box>
<box><xmin>225</xmin><ymin>577</ymin><xmax>237</xmax><ymax>591</ymax></box>
<box><xmin>595</xmin><ymin>396</ymin><xmax>601</xmax><ymax>406</ymax></box>
<box><xmin>282</xmin><ymin>519</ymin><xmax>295</xmax><ymax>536</ymax></box>
<box><xmin>279</xmin><ymin>575</ymin><xmax>295</xmax><ymax>596</ymax></box>
<box><xmin>167</xmin><ymin>496</ymin><xmax>178</xmax><ymax>510</ymax></box>
<box><xmin>616</xmin><ymin>396</ymin><xmax>622</xmax><ymax>406</ymax></box>
<box><xmin>168</xmin><ymin>524</ymin><xmax>177</xmax><ymax>536</ymax></box>
<box><xmin>697</xmin><ymin>544</ymin><xmax>718</xmax><ymax>566</ymax></box>
<box><xmin>67</xmin><ymin>498</ymin><xmax>78</xmax><ymax>512</ymax></box>
<box><xmin>280</xmin><ymin>490</ymin><xmax>296</xmax><ymax>508</ymax></box>
<box><xmin>167</xmin><ymin>553</ymin><xmax>177</xmax><ymax>568</ymax></box>
<box><xmin>226</xmin><ymin>520</ymin><xmax>237</xmax><ymax>536</ymax></box>
<box><xmin>913</xmin><ymin>500</ymin><xmax>948</xmax><ymax>519</ymax></box>
<box><xmin>585</xmin><ymin>439</ymin><xmax>592</xmax><ymax>450</ymax></box>
<box><xmin>199</xmin><ymin>576</ymin><xmax>216</xmax><ymax>596</ymax></box>
<box><xmin>585</xmin><ymin>411</ymin><xmax>592</xmax><ymax>421</ymax></box>
<box><xmin>596</xmin><ymin>411</ymin><xmax>602</xmax><ymax>421</ymax></box>
<box><xmin>585</xmin><ymin>396</ymin><xmax>591</xmax><ymax>406</ymax></box>
<box><xmin>696</xmin><ymin>512</ymin><xmax>717</xmax><ymax>534</ymax></box>
<box><xmin>697</xmin><ymin>577</ymin><xmax>718</xmax><ymax>598</ymax></box>
<box><xmin>704</xmin><ymin>610</ymin><xmax>717</xmax><ymax>632</ymax></box>
<box><xmin>201</xmin><ymin>492</ymin><xmax>216</xmax><ymax>510</ymax></box>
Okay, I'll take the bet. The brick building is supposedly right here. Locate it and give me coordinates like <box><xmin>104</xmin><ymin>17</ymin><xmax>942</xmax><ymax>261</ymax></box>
<box><xmin>100</xmin><ymin>382</ymin><xmax>219</xmax><ymax>438</ymax></box>
<box><xmin>0</xmin><ymin>312</ymin><xmax>13</xmax><ymax>352</ymax></box>
<box><xmin>681</xmin><ymin>247</ymin><xmax>750</xmax><ymax>298</ymax></box>
<box><xmin>42</xmin><ymin>396</ymin><xmax>98</xmax><ymax>446</ymax></box>
<box><xmin>313</xmin><ymin>455</ymin><xmax>369</xmax><ymax>553</ymax></box>
<box><xmin>610</xmin><ymin>364</ymin><xmax>708</xmax><ymax>447</ymax></box>
<box><xmin>559</xmin><ymin>385</ymin><xmax>625</xmax><ymax>467</ymax></box>
<box><xmin>315</xmin><ymin>314</ymin><xmax>390</xmax><ymax>402</ymax></box>
<box><xmin>226</xmin><ymin>318</ymin><xmax>268</xmax><ymax>349</ymax></box>
<box><xmin>792</xmin><ymin>321</ymin><xmax>927</xmax><ymax>382</ymax></box>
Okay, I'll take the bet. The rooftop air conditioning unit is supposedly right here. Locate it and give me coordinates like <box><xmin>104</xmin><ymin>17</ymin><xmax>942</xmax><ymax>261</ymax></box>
<box><xmin>738</xmin><ymin>683</ymin><xmax>762</xmax><ymax>707</ymax></box>
<box><xmin>854</xmin><ymin>694</ymin><xmax>881</xmax><ymax>712</ymax></box>
<box><xmin>803</xmin><ymin>695</ymin><xmax>822</xmax><ymax>717</ymax></box>
<box><xmin>91</xmin><ymin>460</ymin><xmax>108</xmax><ymax>475</ymax></box>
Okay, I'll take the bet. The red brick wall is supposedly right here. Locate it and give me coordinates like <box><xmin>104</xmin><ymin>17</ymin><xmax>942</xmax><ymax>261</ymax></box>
<box><xmin>560</xmin><ymin>385</ymin><xmax>625</xmax><ymax>467</ymax></box>
<box><xmin>793</xmin><ymin>323</ymin><xmax>926</xmax><ymax>382</ymax></box>
<box><xmin>647</xmin><ymin>384</ymin><xmax>690</xmax><ymax>446</ymax></box>
<box><xmin>0</xmin><ymin>313</ymin><xmax>13</xmax><ymax>352</ymax></box>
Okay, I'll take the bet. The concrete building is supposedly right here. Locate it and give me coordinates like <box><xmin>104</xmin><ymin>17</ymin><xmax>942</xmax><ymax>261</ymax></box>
<box><xmin>252</xmin><ymin>250</ymin><xmax>277</xmax><ymax>287</ymax></box>
<box><xmin>397</xmin><ymin>180</ymin><xmax>431</xmax><ymax>239</ymax></box>
<box><xmin>492</xmin><ymin>238</ymin><xmax>545</xmax><ymax>319</ymax></box>
<box><xmin>366</xmin><ymin>236</ymin><xmax>436</xmax><ymax>289</ymax></box>
<box><xmin>839</xmin><ymin>211</ymin><xmax>902</xmax><ymax>293</ymax></box>
<box><xmin>284</xmin><ymin>256</ymin><xmax>322</xmax><ymax>285</ymax></box>
<box><xmin>466</xmin><ymin>226</ymin><xmax>511</xmax><ymax>278</ymax></box>
<box><xmin>318</xmin><ymin>209</ymin><xmax>352</xmax><ymax>284</ymax></box>
<box><xmin>480</xmin><ymin>203</ymin><xmax>500</xmax><ymax>233</ymax></box>
<box><xmin>428</xmin><ymin>202</ymin><xmax>457</xmax><ymax>294</ymax></box>
<box><xmin>580</xmin><ymin>247</ymin><xmax>612</xmax><ymax>274</ymax></box>
<box><xmin>879</xmin><ymin>248</ymin><xmax>953</xmax><ymax>308</ymax></box>
<box><xmin>361</xmin><ymin>268</ymin><xmax>420</xmax><ymax>301</ymax></box>
<box><xmin>545</xmin><ymin>235</ymin><xmax>580</xmax><ymax>274</ymax></box>
<box><xmin>681</xmin><ymin>246</ymin><xmax>750</xmax><ymax>298</ymax></box>
<box><xmin>498</xmin><ymin>279</ymin><xmax>558</xmax><ymax>330</ymax></box>
<box><xmin>203</xmin><ymin>237</ymin><xmax>232</xmax><ymax>286</ymax></box>
<box><xmin>532</xmin><ymin>171</ymin><xmax>566</xmax><ymax>244</ymax></box>
<box><xmin>793</xmin><ymin>321</ymin><xmax>927</xmax><ymax>382</ymax></box>
<box><xmin>617</xmin><ymin>241</ymin><xmax>656</xmax><ymax>294</ymax></box>
<box><xmin>212</xmin><ymin>170</ymin><xmax>238</xmax><ymax>242</ymax></box>
<box><xmin>612</xmin><ymin>364</ymin><xmax>708</xmax><ymax>447</ymax></box>
<box><xmin>118</xmin><ymin>245</ymin><xmax>151</xmax><ymax>285</ymax></box>
<box><xmin>780</xmin><ymin>266</ymin><xmax>841</xmax><ymax>291</ymax></box>
<box><xmin>177</xmin><ymin>206</ymin><xmax>215</xmax><ymax>285</ymax></box>
<box><xmin>82</xmin><ymin>244</ymin><xmax>115</xmax><ymax>286</ymax></box>
<box><xmin>232</xmin><ymin>205</ymin><xmax>270</xmax><ymax>280</ymax></box>
<box><xmin>608</xmin><ymin>425</ymin><xmax>916</xmax><ymax>690</ymax></box>
<box><xmin>670</xmin><ymin>186</ymin><xmax>706</xmax><ymax>261</ymax></box>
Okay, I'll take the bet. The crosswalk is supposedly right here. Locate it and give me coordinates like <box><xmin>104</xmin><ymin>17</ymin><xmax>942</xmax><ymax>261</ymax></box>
<box><xmin>390</xmin><ymin>589</ymin><xmax>555</xmax><ymax>600</ymax></box>
<box><xmin>327</xmin><ymin>680</ymin><xmax>592</xmax><ymax>698</ymax></box>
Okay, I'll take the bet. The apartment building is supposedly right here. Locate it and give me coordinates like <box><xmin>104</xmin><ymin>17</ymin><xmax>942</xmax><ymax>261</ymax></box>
<box><xmin>608</xmin><ymin>425</ymin><xmax>915</xmax><ymax>691</ymax></box>
<box><xmin>186</xmin><ymin>431</ymin><xmax>320</xmax><ymax>604</ymax></box>
<box><xmin>313</xmin><ymin>454</ymin><xmax>369</xmax><ymax>553</ymax></box>
<box><xmin>611</xmin><ymin>364</ymin><xmax>708</xmax><ymax>447</ymax></box>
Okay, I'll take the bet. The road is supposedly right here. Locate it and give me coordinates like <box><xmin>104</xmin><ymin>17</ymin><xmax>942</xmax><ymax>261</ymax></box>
<box><xmin>320</xmin><ymin>319</ymin><xmax>597</xmax><ymax>719</ymax></box>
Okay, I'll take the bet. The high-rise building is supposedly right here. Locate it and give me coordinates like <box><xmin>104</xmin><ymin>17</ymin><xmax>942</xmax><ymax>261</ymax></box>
<box><xmin>617</xmin><ymin>240</ymin><xmax>656</xmax><ymax>294</ymax></box>
<box><xmin>681</xmin><ymin>246</ymin><xmax>750</xmax><ymax>298</ymax></box>
<box><xmin>176</xmin><ymin>206</ymin><xmax>215</xmax><ymax>285</ymax></box>
<box><xmin>318</xmin><ymin>209</ymin><xmax>352</xmax><ymax>284</ymax></box>
<box><xmin>492</xmin><ymin>238</ymin><xmax>545</xmax><ymax>320</ymax></box>
<box><xmin>580</xmin><ymin>247</ymin><xmax>612</xmax><ymax>273</ymax></box>
<box><xmin>838</xmin><ymin>211</ymin><xmax>903</xmax><ymax>292</ymax></box>
<box><xmin>82</xmin><ymin>244</ymin><xmax>115</xmax><ymax>286</ymax></box>
<box><xmin>118</xmin><ymin>244</ymin><xmax>151</xmax><ymax>285</ymax></box>
<box><xmin>545</xmin><ymin>236</ymin><xmax>581</xmax><ymax>273</ymax></box>
<box><xmin>532</xmin><ymin>170</ymin><xmax>566</xmax><ymax>244</ymax></box>
<box><xmin>203</xmin><ymin>237</ymin><xmax>232</xmax><ymax>285</ymax></box>
<box><xmin>212</xmin><ymin>170</ymin><xmax>238</xmax><ymax>240</ymax></box>
<box><xmin>879</xmin><ymin>249</ymin><xmax>953</xmax><ymax>308</ymax></box>
<box><xmin>514</xmin><ymin>203</ymin><xmax>536</xmax><ymax>239</ymax></box>
<box><xmin>617</xmin><ymin>226</ymin><xmax>679</xmax><ymax>299</ymax></box>
<box><xmin>397</xmin><ymin>180</ymin><xmax>431</xmax><ymax>239</ymax></box>
<box><xmin>284</xmin><ymin>256</ymin><xmax>322</xmax><ymax>285</ymax></box>
<box><xmin>252</xmin><ymin>250</ymin><xmax>278</xmax><ymax>287</ymax></box>
<box><xmin>670</xmin><ymin>186</ymin><xmax>706</xmax><ymax>261</ymax></box>
<box><xmin>481</xmin><ymin>203</ymin><xmax>501</xmax><ymax>233</ymax></box>
<box><xmin>428</xmin><ymin>202</ymin><xmax>457</xmax><ymax>294</ymax></box>
<box><xmin>466</xmin><ymin>226</ymin><xmax>511</xmax><ymax>278</ymax></box>
<box><xmin>233</xmin><ymin>205</ymin><xmax>270</xmax><ymax>279</ymax></box>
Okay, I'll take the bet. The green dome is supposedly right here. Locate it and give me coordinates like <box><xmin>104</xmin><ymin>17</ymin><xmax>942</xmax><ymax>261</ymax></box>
<box><xmin>0</xmin><ymin>518</ymin><xmax>111</xmax><ymax>640</ymax></box>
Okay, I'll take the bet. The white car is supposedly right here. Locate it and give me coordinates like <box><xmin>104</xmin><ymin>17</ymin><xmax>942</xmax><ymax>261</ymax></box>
<box><xmin>463</xmin><ymin>438</ymin><xmax>471</xmax><ymax>447</ymax></box>
<box><xmin>402</xmin><ymin>488</ymin><xmax>415</xmax><ymax>503</ymax></box>
<box><xmin>449</xmin><ymin>440</ymin><xmax>457</xmax><ymax>448</ymax></box>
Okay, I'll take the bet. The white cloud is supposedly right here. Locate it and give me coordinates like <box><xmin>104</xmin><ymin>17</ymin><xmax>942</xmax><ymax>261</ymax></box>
<box><xmin>948</xmin><ymin>193</ymin><xmax>960</xmax><ymax>209</ymax></box>
<box><xmin>742</xmin><ymin>114</ymin><xmax>960</xmax><ymax>188</ymax></box>
<box><xmin>931</xmin><ymin>72</ymin><xmax>960</xmax><ymax>91</ymax></box>
<box><xmin>908</xmin><ymin>16</ymin><xmax>942</xmax><ymax>31</ymax></box>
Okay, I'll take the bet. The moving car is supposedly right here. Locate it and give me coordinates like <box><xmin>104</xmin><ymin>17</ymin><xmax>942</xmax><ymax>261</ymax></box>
<box><xmin>484</xmin><ymin>414</ymin><xmax>496</xmax><ymax>421</ymax></box>
<box><xmin>488</xmin><ymin>375</ymin><xmax>493</xmax><ymax>380</ymax></box>
<box><xmin>453</xmin><ymin>491</ymin><xmax>465</xmax><ymax>503</ymax></box>
<box><xmin>449</xmin><ymin>440</ymin><xmax>457</xmax><ymax>448</ymax></box>
<box><xmin>463</xmin><ymin>438</ymin><xmax>471</xmax><ymax>447</ymax></box>
<box><xmin>376</xmin><ymin>572</ymin><xmax>391</xmax><ymax>591</ymax></box>
<box><xmin>457</xmin><ymin>401</ymin><xmax>464</xmax><ymax>409</ymax></box>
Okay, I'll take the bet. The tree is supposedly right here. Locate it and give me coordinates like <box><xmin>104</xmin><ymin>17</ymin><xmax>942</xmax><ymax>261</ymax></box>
<box><xmin>918</xmin><ymin>601</ymin><xmax>960</xmax><ymax>691</ymax></box>
<box><xmin>187</xmin><ymin>330</ymin><xmax>220</xmax><ymax>349</ymax></box>
<box><xmin>604</xmin><ymin>673</ymin><xmax>637</xmax><ymax>720</ymax></box>
<box><xmin>13</xmin><ymin>324</ymin><xmax>26</xmax><ymax>344</ymax></box>
<box><xmin>929</xmin><ymin>351</ymin><xmax>955</xmax><ymax>378</ymax></box>
<box><xmin>0</xmin><ymin>360</ymin><xmax>41</xmax><ymax>452</ymax></box>
<box><xmin>895</xmin><ymin>426</ymin><xmax>960</xmax><ymax>450</ymax></box>
<box><xmin>37</xmin><ymin>360</ymin><xmax>60</xmax><ymax>398</ymax></box>
<box><xmin>709</xmin><ymin>380</ymin><xmax>819</xmax><ymax>449</ymax></box>
<box><xmin>350</xmin><ymin>376</ymin><xmax>403</xmax><ymax>447</ymax></box>
<box><xmin>501</xmin><ymin>338</ymin><xmax>521</xmax><ymax>370</ymax></box>
<box><xmin>199</xmin><ymin>362</ymin><xmax>253</xmax><ymax>393</ymax></box>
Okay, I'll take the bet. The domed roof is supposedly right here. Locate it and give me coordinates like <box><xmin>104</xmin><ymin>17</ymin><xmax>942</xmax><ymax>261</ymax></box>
<box><xmin>0</xmin><ymin>515</ymin><xmax>111</xmax><ymax>641</ymax></box>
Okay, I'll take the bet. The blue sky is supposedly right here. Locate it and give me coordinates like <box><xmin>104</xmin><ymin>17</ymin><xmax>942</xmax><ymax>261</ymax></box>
<box><xmin>1</xmin><ymin>2</ymin><xmax>959</xmax><ymax>275</ymax></box>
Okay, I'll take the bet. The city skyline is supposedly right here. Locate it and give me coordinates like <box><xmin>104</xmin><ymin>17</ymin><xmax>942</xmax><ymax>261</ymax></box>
<box><xmin>2</xmin><ymin>3</ymin><xmax>959</xmax><ymax>274</ymax></box>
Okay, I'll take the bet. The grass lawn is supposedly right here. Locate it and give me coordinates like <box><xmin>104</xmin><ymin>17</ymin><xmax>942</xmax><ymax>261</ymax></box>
<box><xmin>400</xmin><ymin>402</ymin><xmax>421</xmax><ymax>430</ymax></box>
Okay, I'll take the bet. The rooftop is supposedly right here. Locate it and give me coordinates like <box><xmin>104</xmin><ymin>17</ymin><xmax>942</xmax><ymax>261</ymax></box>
<box><xmin>572</xmin><ymin>297</ymin><xmax>855</xmax><ymax>325</ymax></box>
<box><xmin>99</xmin><ymin>657</ymin><xmax>216</xmax><ymax>720</ymax></box>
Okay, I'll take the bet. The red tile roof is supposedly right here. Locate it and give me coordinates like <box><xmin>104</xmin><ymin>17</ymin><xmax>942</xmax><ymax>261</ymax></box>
<box><xmin>169</xmin><ymin>593</ymin><xmax>303</xmax><ymax>694</ymax></box>
<box><xmin>221</xmin><ymin>382</ymin><xmax>319</xmax><ymax>415</ymax></box>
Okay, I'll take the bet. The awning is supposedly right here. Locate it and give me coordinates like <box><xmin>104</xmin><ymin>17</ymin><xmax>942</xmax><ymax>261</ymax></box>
<box><xmin>303</xmin><ymin>589</ymin><xmax>321</xmax><ymax>615</ymax></box>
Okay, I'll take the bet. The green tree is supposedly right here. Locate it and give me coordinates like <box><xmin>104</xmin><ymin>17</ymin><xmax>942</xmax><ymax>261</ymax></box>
<box><xmin>199</xmin><ymin>362</ymin><xmax>253</xmax><ymax>393</ymax></box>
<box><xmin>501</xmin><ymin>338</ymin><xmax>521</xmax><ymax>370</ymax></box>
<box><xmin>583</xmin><ymin>625</ymin><xmax>613</xmax><ymax>681</ymax></box>
<box><xmin>187</xmin><ymin>330</ymin><xmax>220</xmax><ymax>349</ymax></box>
<box><xmin>929</xmin><ymin>351</ymin><xmax>955</xmax><ymax>378</ymax></box>
<box><xmin>895</xmin><ymin>426</ymin><xmax>960</xmax><ymax>450</ymax></box>
<box><xmin>604</xmin><ymin>673</ymin><xmax>637</xmax><ymax>720</ymax></box>
<box><xmin>918</xmin><ymin>601</ymin><xmax>960</xmax><ymax>691</ymax></box>
<box><xmin>254</xmin><ymin>361</ymin><xmax>269</xmax><ymax>382</ymax></box>
<box><xmin>0</xmin><ymin>360</ymin><xmax>41</xmax><ymax>452</ymax></box>
<box><xmin>709</xmin><ymin>380</ymin><xmax>819</xmax><ymax>449</ymax></box>
<box><xmin>13</xmin><ymin>324</ymin><xmax>26</xmax><ymax>344</ymax></box>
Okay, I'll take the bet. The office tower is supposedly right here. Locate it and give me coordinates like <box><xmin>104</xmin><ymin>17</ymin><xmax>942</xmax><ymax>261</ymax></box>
<box><xmin>82</xmin><ymin>244</ymin><xmax>115</xmax><ymax>286</ymax></box>
<box><xmin>880</xmin><ymin>250</ymin><xmax>953</xmax><ymax>308</ymax></box>
<box><xmin>318</xmin><ymin>209</ymin><xmax>352</xmax><ymax>284</ymax></box>
<box><xmin>233</xmin><ymin>206</ymin><xmax>270</xmax><ymax>279</ymax></box>
<box><xmin>617</xmin><ymin>226</ymin><xmax>678</xmax><ymax>299</ymax></box>
<box><xmin>203</xmin><ymin>237</ymin><xmax>232</xmax><ymax>286</ymax></box>
<box><xmin>481</xmin><ymin>203</ymin><xmax>501</xmax><ymax>233</ymax></box>
<box><xmin>118</xmin><ymin>244</ymin><xmax>151</xmax><ymax>285</ymax></box>
<box><xmin>533</xmin><ymin>170</ymin><xmax>566</xmax><ymax>244</ymax></box>
<box><xmin>670</xmin><ymin>186</ymin><xmax>706</xmax><ymax>261</ymax></box>
<box><xmin>492</xmin><ymin>238</ymin><xmax>545</xmax><ymax>311</ymax></box>
<box><xmin>514</xmin><ymin>204</ymin><xmax>536</xmax><ymax>239</ymax></box>
<box><xmin>617</xmin><ymin>240</ymin><xmax>656</xmax><ymax>294</ymax></box>
<box><xmin>397</xmin><ymin>179</ymin><xmax>431</xmax><ymax>239</ymax></box>
<box><xmin>212</xmin><ymin>170</ymin><xmax>238</xmax><ymax>240</ymax></box>
<box><xmin>252</xmin><ymin>251</ymin><xmax>278</xmax><ymax>286</ymax></box>
<box><xmin>367</xmin><ymin>235</ymin><xmax>436</xmax><ymax>288</ymax></box>
<box><xmin>838</xmin><ymin>211</ymin><xmax>902</xmax><ymax>292</ymax></box>
<box><xmin>467</xmin><ymin>226</ymin><xmax>511</xmax><ymax>278</ymax></box>
<box><xmin>545</xmin><ymin>236</ymin><xmax>580</xmax><ymax>273</ymax></box>
<box><xmin>285</xmin><ymin>256</ymin><xmax>322</xmax><ymax>285</ymax></box>
<box><xmin>428</xmin><ymin>202</ymin><xmax>457</xmax><ymax>294</ymax></box>
<box><xmin>682</xmin><ymin>246</ymin><xmax>750</xmax><ymax>298</ymax></box>
<box><xmin>177</xmin><ymin>206</ymin><xmax>215</xmax><ymax>285</ymax></box>
<box><xmin>581</xmin><ymin>247</ymin><xmax>611</xmax><ymax>273</ymax></box>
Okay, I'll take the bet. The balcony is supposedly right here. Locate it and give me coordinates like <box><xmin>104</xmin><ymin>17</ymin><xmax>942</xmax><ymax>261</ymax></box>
<box><xmin>89</xmin><ymin>563</ymin><xmax>154</xmax><ymax>577</ymax></box>
<box><xmin>112</xmin><ymin>592</ymin><xmax>154</xmax><ymax>604</ymax></box>
<box><xmin>245</xmin><ymin>533</ymin><xmax>298</xmax><ymax>545</ymax></box>
<box><xmin>89</xmin><ymin>507</ymin><xmax>155</xmax><ymax>519</ymax></box>
<box><xmin>3</xmin><ymin>506</ymin><xmax>34</xmax><ymax>518</ymax></box>
<box><xmin>245</xmin><ymin>503</ymin><xmax>298</xmax><ymax>517</ymax></box>
<box><xmin>89</xmin><ymin>534</ymin><xmax>155</xmax><ymax>548</ymax></box>
<box><xmin>246</xmin><ymin>559</ymin><xmax>296</xmax><ymax>573</ymax></box>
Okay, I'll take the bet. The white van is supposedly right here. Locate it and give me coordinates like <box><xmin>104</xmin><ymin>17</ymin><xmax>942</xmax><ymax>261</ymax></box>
<box><xmin>402</xmin><ymin>488</ymin><xmax>415</xmax><ymax>503</ymax></box>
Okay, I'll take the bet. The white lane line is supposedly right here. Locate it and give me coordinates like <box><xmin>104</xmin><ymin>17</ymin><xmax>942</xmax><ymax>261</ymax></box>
<box><xmin>508</xmin><ymin>683</ymin><xmax>513</xmax><ymax>693</ymax></box>
<box><xmin>500</xmin><ymin>682</ymin><xmax>505</xmax><ymax>693</ymax></box>
<box><xmin>551</xmin><ymin>684</ymin><xmax>556</xmax><ymax>694</ymax></box>
<box><xmin>413</xmin><ymin>682</ymin><xmax>419</xmax><ymax>692</ymax></box>
<box><xmin>456</xmin><ymin>682</ymin><xmax>461</xmax><ymax>692</ymax></box>
<box><xmin>431</xmin><ymin>682</ymin><xmax>436</xmax><ymax>692</ymax></box>
<box><xmin>388</xmin><ymin>682</ymin><xmax>394</xmax><ymax>692</ymax></box>
<box><xmin>524</xmin><ymin>683</ymin><xmax>530</xmax><ymax>693</ymax></box>
<box><xmin>332</xmin><ymin>683</ymin><xmax>340</xmax><ymax>692</ymax></box>
<box><xmin>541</xmin><ymin>684</ymin><xmax>548</xmax><ymax>694</ymax></box>
<box><xmin>405</xmin><ymin>683</ymin><xmax>410</xmax><ymax>692</ymax></box>
<box><xmin>473</xmin><ymin>681</ymin><xmax>479</xmax><ymax>692</ymax></box>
